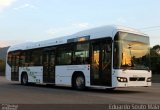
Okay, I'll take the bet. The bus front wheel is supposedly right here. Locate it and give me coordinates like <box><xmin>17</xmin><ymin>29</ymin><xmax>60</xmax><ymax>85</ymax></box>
<box><xmin>73</xmin><ymin>74</ymin><xmax>85</xmax><ymax>90</ymax></box>
<box><xmin>21</xmin><ymin>73</ymin><xmax>28</xmax><ymax>85</ymax></box>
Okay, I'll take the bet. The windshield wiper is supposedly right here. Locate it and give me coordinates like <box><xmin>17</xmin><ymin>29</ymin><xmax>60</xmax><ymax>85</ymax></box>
<box><xmin>122</xmin><ymin>66</ymin><xmax>134</xmax><ymax>71</ymax></box>
<box><xmin>122</xmin><ymin>67</ymin><xmax>130</xmax><ymax>71</ymax></box>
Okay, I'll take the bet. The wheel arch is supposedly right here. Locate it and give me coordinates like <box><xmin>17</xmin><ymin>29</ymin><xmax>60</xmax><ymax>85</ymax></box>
<box><xmin>20</xmin><ymin>71</ymin><xmax>28</xmax><ymax>83</ymax></box>
<box><xmin>71</xmin><ymin>71</ymin><xmax>85</xmax><ymax>87</ymax></box>
<box><xmin>21</xmin><ymin>71</ymin><xmax>28</xmax><ymax>78</ymax></box>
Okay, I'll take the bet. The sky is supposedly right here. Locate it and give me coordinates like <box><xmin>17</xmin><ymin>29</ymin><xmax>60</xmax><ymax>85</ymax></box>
<box><xmin>0</xmin><ymin>0</ymin><xmax>160</xmax><ymax>47</ymax></box>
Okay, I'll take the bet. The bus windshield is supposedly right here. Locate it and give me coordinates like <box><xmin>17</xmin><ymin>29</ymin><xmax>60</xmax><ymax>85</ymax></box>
<box><xmin>114</xmin><ymin>32</ymin><xmax>150</xmax><ymax>70</ymax></box>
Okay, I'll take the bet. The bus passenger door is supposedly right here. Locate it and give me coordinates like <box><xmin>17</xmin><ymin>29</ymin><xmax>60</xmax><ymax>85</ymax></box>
<box><xmin>43</xmin><ymin>50</ymin><xmax>55</xmax><ymax>83</ymax></box>
<box><xmin>11</xmin><ymin>52</ymin><xmax>19</xmax><ymax>81</ymax></box>
<box><xmin>91</xmin><ymin>39</ymin><xmax>112</xmax><ymax>86</ymax></box>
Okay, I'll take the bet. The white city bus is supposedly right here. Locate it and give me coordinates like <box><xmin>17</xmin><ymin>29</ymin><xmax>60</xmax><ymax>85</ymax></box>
<box><xmin>5</xmin><ymin>25</ymin><xmax>152</xmax><ymax>90</ymax></box>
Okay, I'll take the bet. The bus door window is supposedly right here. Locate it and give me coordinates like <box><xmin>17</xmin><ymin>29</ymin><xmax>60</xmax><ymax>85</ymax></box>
<box><xmin>49</xmin><ymin>52</ymin><xmax>55</xmax><ymax>81</ymax></box>
<box><xmin>11</xmin><ymin>52</ymin><xmax>20</xmax><ymax>81</ymax></box>
<box><xmin>92</xmin><ymin>45</ymin><xmax>100</xmax><ymax>80</ymax></box>
<box><xmin>101</xmin><ymin>43</ymin><xmax>112</xmax><ymax>86</ymax></box>
<box><xmin>102</xmin><ymin>43</ymin><xmax>112</xmax><ymax>71</ymax></box>
<box><xmin>43</xmin><ymin>50</ymin><xmax>55</xmax><ymax>83</ymax></box>
<box><xmin>43</xmin><ymin>52</ymin><xmax>49</xmax><ymax>77</ymax></box>
<box><xmin>91</xmin><ymin>38</ymin><xmax>112</xmax><ymax>86</ymax></box>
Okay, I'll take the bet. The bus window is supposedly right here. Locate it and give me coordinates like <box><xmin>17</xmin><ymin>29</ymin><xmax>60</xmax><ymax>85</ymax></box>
<box><xmin>56</xmin><ymin>46</ymin><xmax>73</xmax><ymax>65</ymax></box>
<box><xmin>31</xmin><ymin>49</ymin><xmax>43</xmax><ymax>66</ymax></box>
<box><xmin>73</xmin><ymin>42</ymin><xmax>89</xmax><ymax>64</ymax></box>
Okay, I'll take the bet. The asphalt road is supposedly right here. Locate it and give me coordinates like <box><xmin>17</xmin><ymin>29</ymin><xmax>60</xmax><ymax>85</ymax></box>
<box><xmin>0</xmin><ymin>77</ymin><xmax>160</xmax><ymax>110</ymax></box>
<box><xmin>1</xmin><ymin>76</ymin><xmax>160</xmax><ymax>110</ymax></box>
<box><xmin>0</xmin><ymin>76</ymin><xmax>160</xmax><ymax>105</ymax></box>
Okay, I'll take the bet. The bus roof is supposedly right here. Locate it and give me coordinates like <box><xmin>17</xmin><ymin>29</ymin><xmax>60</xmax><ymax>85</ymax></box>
<box><xmin>8</xmin><ymin>25</ymin><xmax>147</xmax><ymax>52</ymax></box>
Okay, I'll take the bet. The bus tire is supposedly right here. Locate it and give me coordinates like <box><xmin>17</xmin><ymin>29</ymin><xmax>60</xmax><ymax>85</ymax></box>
<box><xmin>73</xmin><ymin>74</ymin><xmax>85</xmax><ymax>90</ymax></box>
<box><xmin>21</xmin><ymin>73</ymin><xmax>28</xmax><ymax>85</ymax></box>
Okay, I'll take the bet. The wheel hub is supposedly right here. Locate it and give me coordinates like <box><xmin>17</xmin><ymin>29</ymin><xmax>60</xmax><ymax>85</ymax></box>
<box><xmin>76</xmin><ymin>77</ymin><xmax>84</xmax><ymax>87</ymax></box>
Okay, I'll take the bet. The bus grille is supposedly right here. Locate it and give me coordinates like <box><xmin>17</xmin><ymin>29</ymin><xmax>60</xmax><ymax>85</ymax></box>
<box><xmin>129</xmin><ymin>77</ymin><xmax>145</xmax><ymax>81</ymax></box>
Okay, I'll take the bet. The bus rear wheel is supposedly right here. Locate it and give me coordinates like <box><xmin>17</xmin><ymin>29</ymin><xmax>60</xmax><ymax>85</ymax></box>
<box><xmin>73</xmin><ymin>74</ymin><xmax>85</xmax><ymax>90</ymax></box>
<box><xmin>21</xmin><ymin>73</ymin><xmax>28</xmax><ymax>85</ymax></box>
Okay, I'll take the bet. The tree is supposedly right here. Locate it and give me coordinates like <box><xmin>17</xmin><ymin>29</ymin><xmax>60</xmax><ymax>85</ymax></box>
<box><xmin>0</xmin><ymin>59</ymin><xmax>5</xmax><ymax>72</ymax></box>
<box><xmin>150</xmin><ymin>45</ymin><xmax>160</xmax><ymax>74</ymax></box>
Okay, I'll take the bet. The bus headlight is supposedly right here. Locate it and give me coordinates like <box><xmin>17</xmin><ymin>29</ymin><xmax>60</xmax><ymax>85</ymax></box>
<box><xmin>117</xmin><ymin>77</ymin><xmax>128</xmax><ymax>82</ymax></box>
<box><xmin>147</xmin><ymin>77</ymin><xmax>152</xmax><ymax>82</ymax></box>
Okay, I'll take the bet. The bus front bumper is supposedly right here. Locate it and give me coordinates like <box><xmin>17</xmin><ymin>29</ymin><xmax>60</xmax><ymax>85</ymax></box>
<box><xmin>113</xmin><ymin>81</ymin><xmax>151</xmax><ymax>88</ymax></box>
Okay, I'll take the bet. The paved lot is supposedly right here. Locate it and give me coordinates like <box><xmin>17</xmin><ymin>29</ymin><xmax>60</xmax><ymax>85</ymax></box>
<box><xmin>0</xmin><ymin>76</ymin><xmax>160</xmax><ymax>104</ymax></box>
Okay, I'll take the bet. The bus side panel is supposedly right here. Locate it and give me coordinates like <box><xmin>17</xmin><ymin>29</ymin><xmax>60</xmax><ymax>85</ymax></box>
<box><xmin>55</xmin><ymin>65</ymin><xmax>90</xmax><ymax>87</ymax></box>
<box><xmin>5</xmin><ymin>64</ymin><xmax>11</xmax><ymax>81</ymax></box>
<box><xmin>19</xmin><ymin>66</ymin><xmax>43</xmax><ymax>84</ymax></box>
